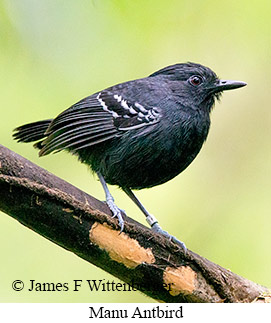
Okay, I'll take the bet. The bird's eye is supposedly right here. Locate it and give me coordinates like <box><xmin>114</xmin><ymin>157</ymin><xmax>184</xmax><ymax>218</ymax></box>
<box><xmin>189</xmin><ymin>75</ymin><xmax>203</xmax><ymax>86</ymax></box>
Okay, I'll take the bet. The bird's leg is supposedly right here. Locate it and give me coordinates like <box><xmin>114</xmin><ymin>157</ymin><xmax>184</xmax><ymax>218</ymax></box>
<box><xmin>97</xmin><ymin>172</ymin><xmax>124</xmax><ymax>232</ymax></box>
<box><xmin>122</xmin><ymin>187</ymin><xmax>186</xmax><ymax>251</ymax></box>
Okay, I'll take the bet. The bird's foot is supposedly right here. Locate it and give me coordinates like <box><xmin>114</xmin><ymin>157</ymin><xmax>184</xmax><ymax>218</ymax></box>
<box><xmin>106</xmin><ymin>196</ymin><xmax>125</xmax><ymax>233</ymax></box>
<box><xmin>152</xmin><ymin>223</ymin><xmax>187</xmax><ymax>251</ymax></box>
<box><xmin>146</xmin><ymin>214</ymin><xmax>187</xmax><ymax>252</ymax></box>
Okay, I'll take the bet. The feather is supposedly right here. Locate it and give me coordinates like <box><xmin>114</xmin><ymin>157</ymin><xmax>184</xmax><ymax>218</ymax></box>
<box><xmin>36</xmin><ymin>91</ymin><xmax>161</xmax><ymax>156</ymax></box>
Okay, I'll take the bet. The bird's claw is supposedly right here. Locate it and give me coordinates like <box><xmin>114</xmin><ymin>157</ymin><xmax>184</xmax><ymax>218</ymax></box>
<box><xmin>152</xmin><ymin>223</ymin><xmax>187</xmax><ymax>251</ymax></box>
<box><xmin>147</xmin><ymin>217</ymin><xmax>186</xmax><ymax>252</ymax></box>
<box><xmin>106</xmin><ymin>198</ymin><xmax>125</xmax><ymax>233</ymax></box>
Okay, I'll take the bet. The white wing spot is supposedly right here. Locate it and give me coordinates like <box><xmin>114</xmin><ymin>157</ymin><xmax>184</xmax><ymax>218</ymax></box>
<box><xmin>97</xmin><ymin>93</ymin><xmax>119</xmax><ymax>118</ymax></box>
<box><xmin>118</xmin><ymin>98</ymin><xmax>137</xmax><ymax>115</ymax></box>
<box><xmin>135</xmin><ymin>102</ymin><xmax>147</xmax><ymax>113</ymax></box>
<box><xmin>120</xmin><ymin>99</ymin><xmax>130</xmax><ymax>110</ymax></box>
<box><xmin>113</xmin><ymin>94</ymin><xmax>122</xmax><ymax>102</ymax></box>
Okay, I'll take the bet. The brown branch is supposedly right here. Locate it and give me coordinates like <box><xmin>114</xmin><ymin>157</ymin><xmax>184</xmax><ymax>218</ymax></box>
<box><xmin>0</xmin><ymin>144</ymin><xmax>268</xmax><ymax>302</ymax></box>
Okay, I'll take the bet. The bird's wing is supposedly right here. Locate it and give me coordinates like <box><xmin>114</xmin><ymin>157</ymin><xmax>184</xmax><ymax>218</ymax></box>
<box><xmin>98</xmin><ymin>90</ymin><xmax>161</xmax><ymax>130</ymax></box>
<box><xmin>39</xmin><ymin>90</ymin><xmax>161</xmax><ymax>156</ymax></box>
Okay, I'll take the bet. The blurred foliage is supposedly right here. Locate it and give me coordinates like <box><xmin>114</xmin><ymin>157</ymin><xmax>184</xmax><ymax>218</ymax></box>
<box><xmin>0</xmin><ymin>0</ymin><xmax>270</xmax><ymax>302</ymax></box>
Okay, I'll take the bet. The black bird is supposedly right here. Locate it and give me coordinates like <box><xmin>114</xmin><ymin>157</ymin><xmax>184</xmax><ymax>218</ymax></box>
<box><xmin>13</xmin><ymin>62</ymin><xmax>246</xmax><ymax>250</ymax></box>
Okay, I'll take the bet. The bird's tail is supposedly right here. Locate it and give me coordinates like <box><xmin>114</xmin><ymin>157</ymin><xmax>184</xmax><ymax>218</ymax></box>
<box><xmin>13</xmin><ymin>119</ymin><xmax>53</xmax><ymax>150</ymax></box>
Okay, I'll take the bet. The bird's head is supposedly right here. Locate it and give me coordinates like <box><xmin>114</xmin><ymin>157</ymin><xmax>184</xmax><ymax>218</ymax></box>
<box><xmin>149</xmin><ymin>62</ymin><xmax>246</xmax><ymax>111</ymax></box>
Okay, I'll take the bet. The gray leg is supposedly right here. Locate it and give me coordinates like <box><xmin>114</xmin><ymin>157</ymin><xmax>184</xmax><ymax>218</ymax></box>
<box><xmin>97</xmin><ymin>172</ymin><xmax>124</xmax><ymax>232</ymax></box>
<box><xmin>122</xmin><ymin>187</ymin><xmax>186</xmax><ymax>251</ymax></box>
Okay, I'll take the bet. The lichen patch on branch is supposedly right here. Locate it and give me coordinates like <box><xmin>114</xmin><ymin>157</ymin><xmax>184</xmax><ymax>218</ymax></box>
<box><xmin>163</xmin><ymin>266</ymin><xmax>197</xmax><ymax>296</ymax></box>
<box><xmin>89</xmin><ymin>222</ymin><xmax>155</xmax><ymax>268</ymax></box>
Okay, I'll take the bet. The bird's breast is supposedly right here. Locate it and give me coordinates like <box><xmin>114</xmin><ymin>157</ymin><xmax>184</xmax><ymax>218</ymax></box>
<box><xmin>85</xmin><ymin>108</ymin><xmax>210</xmax><ymax>190</ymax></box>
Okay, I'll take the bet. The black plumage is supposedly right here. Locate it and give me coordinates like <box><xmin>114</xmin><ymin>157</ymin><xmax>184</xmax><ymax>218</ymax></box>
<box><xmin>13</xmin><ymin>62</ymin><xmax>246</xmax><ymax>249</ymax></box>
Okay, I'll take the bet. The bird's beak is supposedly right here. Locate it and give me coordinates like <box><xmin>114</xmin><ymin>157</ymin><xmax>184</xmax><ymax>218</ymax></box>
<box><xmin>213</xmin><ymin>79</ymin><xmax>247</xmax><ymax>92</ymax></box>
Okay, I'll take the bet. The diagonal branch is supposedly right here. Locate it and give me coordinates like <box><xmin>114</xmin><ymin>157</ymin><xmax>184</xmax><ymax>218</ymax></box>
<box><xmin>0</xmin><ymin>144</ymin><xmax>268</xmax><ymax>302</ymax></box>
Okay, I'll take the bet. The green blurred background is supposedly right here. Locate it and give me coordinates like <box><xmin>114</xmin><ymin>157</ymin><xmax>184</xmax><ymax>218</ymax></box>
<box><xmin>0</xmin><ymin>0</ymin><xmax>270</xmax><ymax>302</ymax></box>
